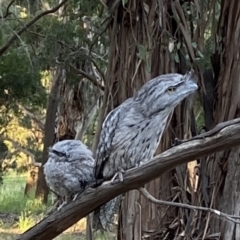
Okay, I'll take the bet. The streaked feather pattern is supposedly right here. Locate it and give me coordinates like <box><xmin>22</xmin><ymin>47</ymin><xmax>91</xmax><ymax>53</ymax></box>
<box><xmin>95</xmin><ymin>72</ymin><xmax>198</xmax><ymax>180</ymax></box>
<box><xmin>94</xmin><ymin>72</ymin><xmax>198</xmax><ymax>231</ymax></box>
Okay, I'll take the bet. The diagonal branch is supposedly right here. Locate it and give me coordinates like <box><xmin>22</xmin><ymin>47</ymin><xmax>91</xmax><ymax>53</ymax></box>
<box><xmin>69</xmin><ymin>64</ymin><xmax>105</xmax><ymax>91</ymax></box>
<box><xmin>17</xmin><ymin>118</ymin><xmax>240</xmax><ymax>240</ymax></box>
<box><xmin>17</xmin><ymin>103</ymin><xmax>45</xmax><ymax>131</ymax></box>
<box><xmin>139</xmin><ymin>188</ymin><xmax>240</xmax><ymax>224</ymax></box>
<box><xmin>0</xmin><ymin>135</ymin><xmax>41</xmax><ymax>166</ymax></box>
<box><xmin>0</xmin><ymin>0</ymin><xmax>15</xmax><ymax>18</ymax></box>
<box><xmin>0</xmin><ymin>0</ymin><xmax>68</xmax><ymax>56</ymax></box>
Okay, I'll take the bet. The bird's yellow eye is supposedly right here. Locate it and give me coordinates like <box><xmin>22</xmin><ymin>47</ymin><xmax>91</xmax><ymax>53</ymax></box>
<box><xmin>167</xmin><ymin>87</ymin><xmax>176</xmax><ymax>93</ymax></box>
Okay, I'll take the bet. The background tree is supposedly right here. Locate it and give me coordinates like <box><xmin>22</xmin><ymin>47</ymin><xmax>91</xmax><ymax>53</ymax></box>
<box><xmin>1</xmin><ymin>0</ymin><xmax>240</xmax><ymax>239</ymax></box>
<box><xmin>0</xmin><ymin>0</ymin><xmax>106</xmax><ymax>203</ymax></box>
<box><xmin>92</xmin><ymin>0</ymin><xmax>225</xmax><ymax>239</ymax></box>
<box><xmin>205</xmin><ymin>0</ymin><xmax>240</xmax><ymax>238</ymax></box>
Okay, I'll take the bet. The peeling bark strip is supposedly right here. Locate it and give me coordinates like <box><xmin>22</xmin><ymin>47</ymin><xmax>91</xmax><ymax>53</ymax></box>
<box><xmin>207</xmin><ymin>0</ymin><xmax>240</xmax><ymax>238</ymax></box>
<box><xmin>17</xmin><ymin>118</ymin><xmax>240</xmax><ymax>240</ymax></box>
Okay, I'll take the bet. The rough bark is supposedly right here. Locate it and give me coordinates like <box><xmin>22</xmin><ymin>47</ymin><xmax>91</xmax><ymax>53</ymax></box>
<box><xmin>207</xmin><ymin>0</ymin><xmax>240</xmax><ymax>238</ymax></box>
<box><xmin>101</xmin><ymin>1</ymin><xmax>182</xmax><ymax>238</ymax></box>
<box><xmin>35</xmin><ymin>68</ymin><xmax>63</xmax><ymax>203</ymax></box>
<box><xmin>17</xmin><ymin>118</ymin><xmax>240</xmax><ymax>240</ymax></box>
<box><xmin>202</xmin><ymin>69</ymin><xmax>216</xmax><ymax>130</ymax></box>
<box><xmin>111</xmin><ymin>1</ymin><xmax>202</xmax><ymax>238</ymax></box>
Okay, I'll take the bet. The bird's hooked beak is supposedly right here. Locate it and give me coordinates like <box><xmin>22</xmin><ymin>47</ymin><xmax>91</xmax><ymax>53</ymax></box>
<box><xmin>183</xmin><ymin>70</ymin><xmax>198</xmax><ymax>91</ymax></box>
<box><xmin>184</xmin><ymin>70</ymin><xmax>197</xmax><ymax>83</ymax></box>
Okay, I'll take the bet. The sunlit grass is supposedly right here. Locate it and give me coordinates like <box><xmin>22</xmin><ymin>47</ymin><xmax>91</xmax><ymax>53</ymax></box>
<box><xmin>0</xmin><ymin>171</ymin><xmax>48</xmax><ymax>233</ymax></box>
<box><xmin>0</xmin><ymin>172</ymin><xmax>28</xmax><ymax>214</ymax></box>
<box><xmin>0</xmin><ymin>172</ymin><xmax>48</xmax><ymax>215</ymax></box>
<box><xmin>17</xmin><ymin>211</ymin><xmax>35</xmax><ymax>232</ymax></box>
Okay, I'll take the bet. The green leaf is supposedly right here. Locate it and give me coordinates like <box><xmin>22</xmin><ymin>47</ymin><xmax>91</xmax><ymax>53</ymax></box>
<box><xmin>137</xmin><ymin>44</ymin><xmax>148</xmax><ymax>61</ymax></box>
<box><xmin>192</xmin><ymin>42</ymin><xmax>197</xmax><ymax>48</ymax></box>
<box><xmin>177</xmin><ymin>42</ymin><xmax>181</xmax><ymax>49</ymax></box>
<box><xmin>122</xmin><ymin>0</ymin><xmax>129</xmax><ymax>6</ymax></box>
<box><xmin>174</xmin><ymin>53</ymin><xmax>180</xmax><ymax>63</ymax></box>
<box><xmin>197</xmin><ymin>50</ymin><xmax>204</xmax><ymax>58</ymax></box>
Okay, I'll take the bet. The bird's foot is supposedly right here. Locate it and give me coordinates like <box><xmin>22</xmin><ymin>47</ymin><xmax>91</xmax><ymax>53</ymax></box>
<box><xmin>192</xmin><ymin>134</ymin><xmax>206</xmax><ymax>141</ymax></box>
<box><xmin>57</xmin><ymin>200</ymin><xmax>67</xmax><ymax>211</ymax></box>
<box><xmin>171</xmin><ymin>138</ymin><xmax>184</xmax><ymax>147</ymax></box>
<box><xmin>46</xmin><ymin>200</ymin><xmax>60</xmax><ymax>215</ymax></box>
<box><xmin>72</xmin><ymin>189</ymin><xmax>85</xmax><ymax>201</ymax></box>
<box><xmin>172</xmin><ymin>136</ymin><xmax>206</xmax><ymax>147</ymax></box>
<box><xmin>92</xmin><ymin>179</ymin><xmax>104</xmax><ymax>187</ymax></box>
<box><xmin>72</xmin><ymin>193</ymin><xmax>79</xmax><ymax>201</ymax></box>
<box><xmin>110</xmin><ymin>170</ymin><xmax>125</xmax><ymax>185</ymax></box>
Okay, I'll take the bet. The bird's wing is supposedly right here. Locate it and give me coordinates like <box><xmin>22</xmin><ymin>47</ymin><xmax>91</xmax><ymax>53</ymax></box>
<box><xmin>94</xmin><ymin>105</ymin><xmax>124</xmax><ymax>179</ymax></box>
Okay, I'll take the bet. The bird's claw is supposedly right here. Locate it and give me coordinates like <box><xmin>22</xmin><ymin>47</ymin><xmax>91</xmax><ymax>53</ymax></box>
<box><xmin>171</xmin><ymin>135</ymin><xmax>206</xmax><ymax>147</ymax></box>
<box><xmin>72</xmin><ymin>189</ymin><xmax>85</xmax><ymax>201</ymax></box>
<box><xmin>193</xmin><ymin>135</ymin><xmax>206</xmax><ymax>141</ymax></box>
<box><xmin>72</xmin><ymin>193</ymin><xmax>79</xmax><ymax>201</ymax></box>
<box><xmin>93</xmin><ymin>179</ymin><xmax>104</xmax><ymax>188</ymax></box>
<box><xmin>171</xmin><ymin>138</ymin><xmax>183</xmax><ymax>147</ymax></box>
<box><xmin>57</xmin><ymin>201</ymin><xmax>67</xmax><ymax>211</ymax></box>
<box><xmin>110</xmin><ymin>170</ymin><xmax>125</xmax><ymax>185</ymax></box>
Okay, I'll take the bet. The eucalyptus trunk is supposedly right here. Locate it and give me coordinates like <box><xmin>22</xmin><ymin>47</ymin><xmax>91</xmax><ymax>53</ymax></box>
<box><xmin>206</xmin><ymin>0</ymin><xmax>240</xmax><ymax>238</ymax></box>
<box><xmin>99</xmin><ymin>1</ymin><xmax>197</xmax><ymax>239</ymax></box>
<box><xmin>35</xmin><ymin>68</ymin><xmax>63</xmax><ymax>203</ymax></box>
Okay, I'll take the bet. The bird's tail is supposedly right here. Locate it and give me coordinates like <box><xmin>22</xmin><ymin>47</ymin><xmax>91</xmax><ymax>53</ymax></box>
<box><xmin>93</xmin><ymin>195</ymin><xmax>122</xmax><ymax>232</ymax></box>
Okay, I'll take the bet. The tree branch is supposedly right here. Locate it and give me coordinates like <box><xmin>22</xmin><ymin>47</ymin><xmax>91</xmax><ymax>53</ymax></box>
<box><xmin>17</xmin><ymin>118</ymin><xmax>240</xmax><ymax>240</ymax></box>
<box><xmin>0</xmin><ymin>135</ymin><xmax>41</xmax><ymax>167</ymax></box>
<box><xmin>0</xmin><ymin>0</ymin><xmax>15</xmax><ymax>18</ymax></box>
<box><xmin>69</xmin><ymin>64</ymin><xmax>105</xmax><ymax>91</ymax></box>
<box><xmin>138</xmin><ymin>188</ymin><xmax>240</xmax><ymax>224</ymax></box>
<box><xmin>88</xmin><ymin>57</ymin><xmax>106</xmax><ymax>84</ymax></box>
<box><xmin>0</xmin><ymin>0</ymin><xmax>68</xmax><ymax>56</ymax></box>
<box><xmin>17</xmin><ymin>103</ymin><xmax>45</xmax><ymax>131</ymax></box>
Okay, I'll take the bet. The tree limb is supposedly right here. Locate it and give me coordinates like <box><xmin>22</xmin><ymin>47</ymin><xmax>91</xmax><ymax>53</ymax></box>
<box><xmin>138</xmin><ymin>188</ymin><xmax>240</xmax><ymax>224</ymax></box>
<box><xmin>88</xmin><ymin>57</ymin><xmax>106</xmax><ymax>84</ymax></box>
<box><xmin>17</xmin><ymin>118</ymin><xmax>240</xmax><ymax>240</ymax></box>
<box><xmin>0</xmin><ymin>135</ymin><xmax>41</xmax><ymax>167</ymax></box>
<box><xmin>0</xmin><ymin>0</ymin><xmax>68</xmax><ymax>56</ymax></box>
<box><xmin>17</xmin><ymin>103</ymin><xmax>45</xmax><ymax>132</ymax></box>
<box><xmin>0</xmin><ymin>0</ymin><xmax>15</xmax><ymax>18</ymax></box>
<box><xmin>69</xmin><ymin>64</ymin><xmax>105</xmax><ymax>91</ymax></box>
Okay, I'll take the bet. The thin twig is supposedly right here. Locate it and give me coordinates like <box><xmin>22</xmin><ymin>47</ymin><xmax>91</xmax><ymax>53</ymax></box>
<box><xmin>26</xmin><ymin>31</ymin><xmax>106</xmax><ymax>85</ymax></box>
<box><xmin>89</xmin><ymin>17</ymin><xmax>111</xmax><ymax>54</ymax></box>
<box><xmin>0</xmin><ymin>135</ymin><xmax>41</xmax><ymax>166</ymax></box>
<box><xmin>17</xmin><ymin>103</ymin><xmax>45</xmax><ymax>131</ymax></box>
<box><xmin>139</xmin><ymin>188</ymin><xmax>240</xmax><ymax>224</ymax></box>
<box><xmin>69</xmin><ymin>64</ymin><xmax>105</xmax><ymax>91</ymax></box>
<box><xmin>88</xmin><ymin>57</ymin><xmax>106</xmax><ymax>84</ymax></box>
<box><xmin>0</xmin><ymin>0</ymin><xmax>15</xmax><ymax>18</ymax></box>
<box><xmin>0</xmin><ymin>0</ymin><xmax>68</xmax><ymax>56</ymax></box>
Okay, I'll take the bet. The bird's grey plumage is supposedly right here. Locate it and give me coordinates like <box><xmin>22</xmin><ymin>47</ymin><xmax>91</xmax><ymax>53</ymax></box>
<box><xmin>94</xmin><ymin>71</ymin><xmax>198</xmax><ymax>231</ymax></box>
<box><xmin>95</xmin><ymin>72</ymin><xmax>198</xmax><ymax>180</ymax></box>
<box><xmin>44</xmin><ymin>140</ymin><xmax>95</xmax><ymax>202</ymax></box>
<box><xmin>93</xmin><ymin>195</ymin><xmax>121</xmax><ymax>231</ymax></box>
